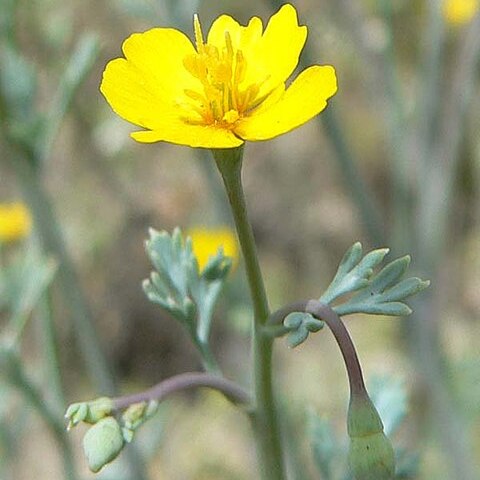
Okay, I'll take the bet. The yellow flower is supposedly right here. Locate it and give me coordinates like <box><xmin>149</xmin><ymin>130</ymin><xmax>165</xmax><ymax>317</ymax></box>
<box><xmin>188</xmin><ymin>227</ymin><xmax>239</xmax><ymax>272</ymax></box>
<box><xmin>443</xmin><ymin>0</ymin><xmax>479</xmax><ymax>24</ymax></box>
<box><xmin>0</xmin><ymin>202</ymin><xmax>32</xmax><ymax>243</ymax></box>
<box><xmin>100</xmin><ymin>4</ymin><xmax>337</xmax><ymax>148</ymax></box>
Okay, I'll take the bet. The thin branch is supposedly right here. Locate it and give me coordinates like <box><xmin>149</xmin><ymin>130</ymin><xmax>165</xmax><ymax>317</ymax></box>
<box><xmin>3</xmin><ymin>352</ymin><xmax>79</xmax><ymax>480</ymax></box>
<box><xmin>264</xmin><ymin>0</ymin><xmax>385</xmax><ymax>245</ymax></box>
<box><xmin>267</xmin><ymin>300</ymin><xmax>366</xmax><ymax>396</ymax></box>
<box><xmin>417</xmin><ymin>12</ymin><xmax>480</xmax><ymax>261</ymax></box>
<box><xmin>112</xmin><ymin>372</ymin><xmax>252</xmax><ymax>410</ymax></box>
<box><xmin>415</xmin><ymin>0</ymin><xmax>446</xmax><ymax>159</ymax></box>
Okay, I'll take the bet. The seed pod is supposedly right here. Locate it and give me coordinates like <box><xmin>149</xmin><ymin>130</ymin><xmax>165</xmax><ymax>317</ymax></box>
<box><xmin>83</xmin><ymin>417</ymin><xmax>124</xmax><ymax>473</ymax></box>
<box><xmin>348</xmin><ymin>431</ymin><xmax>395</xmax><ymax>480</ymax></box>
<box><xmin>347</xmin><ymin>393</ymin><xmax>395</xmax><ymax>480</ymax></box>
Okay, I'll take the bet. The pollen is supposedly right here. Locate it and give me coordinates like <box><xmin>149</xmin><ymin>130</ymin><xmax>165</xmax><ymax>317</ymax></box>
<box><xmin>223</xmin><ymin>110</ymin><xmax>240</xmax><ymax>124</ymax></box>
<box><xmin>182</xmin><ymin>15</ymin><xmax>263</xmax><ymax>128</ymax></box>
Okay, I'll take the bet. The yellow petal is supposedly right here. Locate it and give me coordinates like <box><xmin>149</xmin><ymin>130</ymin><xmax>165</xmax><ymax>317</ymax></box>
<box><xmin>122</xmin><ymin>28</ymin><xmax>198</xmax><ymax>99</ymax></box>
<box><xmin>102</xmin><ymin>57</ymin><xmax>243</xmax><ymax>148</ymax></box>
<box><xmin>101</xmin><ymin>58</ymin><xmax>174</xmax><ymax>129</ymax></box>
<box><xmin>101</xmin><ymin>49</ymin><xmax>244</xmax><ymax>148</ymax></box>
<box><xmin>255</xmin><ymin>4</ymin><xmax>307</xmax><ymax>87</ymax></box>
<box><xmin>100</xmin><ymin>28</ymin><xmax>199</xmax><ymax>131</ymax></box>
<box><xmin>207</xmin><ymin>14</ymin><xmax>263</xmax><ymax>53</ymax></box>
<box><xmin>0</xmin><ymin>202</ymin><xmax>32</xmax><ymax>243</ymax></box>
<box><xmin>188</xmin><ymin>227</ymin><xmax>239</xmax><ymax>272</ymax></box>
<box><xmin>443</xmin><ymin>0</ymin><xmax>479</xmax><ymax>24</ymax></box>
<box><xmin>131</xmin><ymin>122</ymin><xmax>243</xmax><ymax>149</ymax></box>
<box><xmin>234</xmin><ymin>65</ymin><xmax>337</xmax><ymax>141</ymax></box>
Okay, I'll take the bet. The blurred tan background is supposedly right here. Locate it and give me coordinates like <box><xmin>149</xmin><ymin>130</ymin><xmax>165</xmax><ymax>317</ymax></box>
<box><xmin>1</xmin><ymin>0</ymin><xmax>480</xmax><ymax>479</ymax></box>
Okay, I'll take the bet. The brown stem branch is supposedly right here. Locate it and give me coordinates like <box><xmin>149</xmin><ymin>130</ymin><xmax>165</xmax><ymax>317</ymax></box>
<box><xmin>112</xmin><ymin>372</ymin><xmax>251</xmax><ymax>410</ymax></box>
<box><xmin>268</xmin><ymin>300</ymin><xmax>366</xmax><ymax>396</ymax></box>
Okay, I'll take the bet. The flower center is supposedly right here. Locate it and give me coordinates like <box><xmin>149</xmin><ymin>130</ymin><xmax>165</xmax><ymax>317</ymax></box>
<box><xmin>182</xmin><ymin>15</ymin><xmax>265</xmax><ymax>128</ymax></box>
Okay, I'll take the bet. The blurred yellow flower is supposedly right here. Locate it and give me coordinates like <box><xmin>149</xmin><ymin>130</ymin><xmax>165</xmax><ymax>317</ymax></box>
<box><xmin>443</xmin><ymin>0</ymin><xmax>479</xmax><ymax>24</ymax></box>
<box><xmin>100</xmin><ymin>4</ymin><xmax>337</xmax><ymax>148</ymax></box>
<box><xmin>188</xmin><ymin>227</ymin><xmax>239</xmax><ymax>272</ymax></box>
<box><xmin>0</xmin><ymin>202</ymin><xmax>32</xmax><ymax>243</ymax></box>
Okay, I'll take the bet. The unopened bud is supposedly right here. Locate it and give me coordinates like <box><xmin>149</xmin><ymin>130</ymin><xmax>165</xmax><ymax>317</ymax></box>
<box><xmin>65</xmin><ymin>397</ymin><xmax>113</xmax><ymax>429</ymax></box>
<box><xmin>202</xmin><ymin>255</ymin><xmax>232</xmax><ymax>281</ymax></box>
<box><xmin>347</xmin><ymin>393</ymin><xmax>395</xmax><ymax>480</ymax></box>
<box><xmin>83</xmin><ymin>417</ymin><xmax>124</xmax><ymax>473</ymax></box>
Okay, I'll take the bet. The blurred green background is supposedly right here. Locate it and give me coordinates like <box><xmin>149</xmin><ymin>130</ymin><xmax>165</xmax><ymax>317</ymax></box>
<box><xmin>1</xmin><ymin>0</ymin><xmax>479</xmax><ymax>479</ymax></box>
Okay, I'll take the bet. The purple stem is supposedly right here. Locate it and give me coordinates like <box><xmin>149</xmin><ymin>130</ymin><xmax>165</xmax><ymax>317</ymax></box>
<box><xmin>268</xmin><ymin>300</ymin><xmax>366</xmax><ymax>396</ymax></box>
<box><xmin>111</xmin><ymin>372</ymin><xmax>251</xmax><ymax>410</ymax></box>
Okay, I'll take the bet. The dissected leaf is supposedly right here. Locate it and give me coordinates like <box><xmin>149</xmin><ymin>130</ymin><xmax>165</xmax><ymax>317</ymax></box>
<box><xmin>283</xmin><ymin>312</ymin><xmax>324</xmax><ymax>348</ymax></box>
<box><xmin>319</xmin><ymin>243</ymin><xmax>429</xmax><ymax>318</ymax></box>
<box><xmin>143</xmin><ymin>228</ymin><xmax>231</xmax><ymax>346</ymax></box>
<box><xmin>320</xmin><ymin>244</ymin><xmax>389</xmax><ymax>304</ymax></box>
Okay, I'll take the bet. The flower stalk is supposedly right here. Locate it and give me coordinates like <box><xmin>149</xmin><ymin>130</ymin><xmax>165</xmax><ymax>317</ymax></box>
<box><xmin>269</xmin><ymin>299</ymin><xmax>395</xmax><ymax>478</ymax></box>
<box><xmin>305</xmin><ymin>300</ymin><xmax>366</xmax><ymax>396</ymax></box>
<box><xmin>268</xmin><ymin>300</ymin><xmax>366</xmax><ymax>395</ymax></box>
<box><xmin>213</xmin><ymin>147</ymin><xmax>287</xmax><ymax>480</ymax></box>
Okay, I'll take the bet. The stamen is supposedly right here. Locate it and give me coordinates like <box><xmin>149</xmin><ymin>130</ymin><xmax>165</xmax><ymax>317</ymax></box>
<box><xmin>210</xmin><ymin>100</ymin><xmax>221</xmax><ymax>122</ymax></box>
<box><xmin>224</xmin><ymin>31</ymin><xmax>234</xmax><ymax>58</ymax></box>
<box><xmin>183</xmin><ymin>15</ymin><xmax>267</xmax><ymax>126</ymax></box>
<box><xmin>184</xmin><ymin>89</ymin><xmax>207</xmax><ymax>103</ymax></box>
<box><xmin>234</xmin><ymin>51</ymin><xmax>246</xmax><ymax>85</ymax></box>
<box><xmin>223</xmin><ymin>110</ymin><xmax>239</xmax><ymax>124</ymax></box>
<box><xmin>183</xmin><ymin>55</ymin><xmax>207</xmax><ymax>81</ymax></box>
<box><xmin>193</xmin><ymin>14</ymin><xmax>205</xmax><ymax>53</ymax></box>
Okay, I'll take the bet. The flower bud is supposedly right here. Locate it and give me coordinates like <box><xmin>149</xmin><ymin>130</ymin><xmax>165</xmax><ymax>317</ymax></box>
<box><xmin>201</xmin><ymin>254</ymin><xmax>232</xmax><ymax>281</ymax></box>
<box><xmin>284</xmin><ymin>312</ymin><xmax>324</xmax><ymax>348</ymax></box>
<box><xmin>84</xmin><ymin>397</ymin><xmax>114</xmax><ymax>423</ymax></box>
<box><xmin>349</xmin><ymin>431</ymin><xmax>395</xmax><ymax>480</ymax></box>
<box><xmin>121</xmin><ymin>400</ymin><xmax>159</xmax><ymax>443</ymax></box>
<box><xmin>347</xmin><ymin>393</ymin><xmax>395</xmax><ymax>480</ymax></box>
<box><xmin>83</xmin><ymin>417</ymin><xmax>124</xmax><ymax>473</ymax></box>
<box><xmin>65</xmin><ymin>397</ymin><xmax>113</xmax><ymax>429</ymax></box>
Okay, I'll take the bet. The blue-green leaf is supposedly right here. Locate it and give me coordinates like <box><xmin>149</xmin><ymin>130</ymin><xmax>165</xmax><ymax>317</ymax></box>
<box><xmin>283</xmin><ymin>312</ymin><xmax>324</xmax><ymax>348</ymax></box>
<box><xmin>320</xmin><ymin>242</ymin><xmax>429</xmax><ymax>318</ymax></box>
<box><xmin>143</xmin><ymin>228</ymin><xmax>230</xmax><ymax>353</ymax></box>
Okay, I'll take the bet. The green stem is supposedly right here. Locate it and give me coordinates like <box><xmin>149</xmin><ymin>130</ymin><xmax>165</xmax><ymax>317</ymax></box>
<box><xmin>196</xmin><ymin>339</ymin><xmax>221</xmax><ymax>374</ymax></box>
<box><xmin>9</xmin><ymin>152</ymin><xmax>116</xmax><ymax>395</ymax></box>
<box><xmin>416</xmin><ymin>0</ymin><xmax>445</xmax><ymax>162</ymax></box>
<box><xmin>380</xmin><ymin>1</ymin><xmax>412</xmax><ymax>252</ymax></box>
<box><xmin>321</xmin><ymin>106</ymin><xmax>385</xmax><ymax>246</ymax></box>
<box><xmin>4</xmin><ymin>352</ymin><xmax>79</xmax><ymax>480</ymax></box>
<box><xmin>8</xmin><ymin>150</ymin><xmax>149</xmax><ymax>480</ymax></box>
<box><xmin>213</xmin><ymin>147</ymin><xmax>286</xmax><ymax>480</ymax></box>
<box><xmin>0</xmin><ymin>420</ymin><xmax>15</xmax><ymax>479</ymax></box>
<box><xmin>266</xmin><ymin>0</ymin><xmax>385</xmax><ymax>246</ymax></box>
<box><xmin>38</xmin><ymin>293</ymin><xmax>65</xmax><ymax>411</ymax></box>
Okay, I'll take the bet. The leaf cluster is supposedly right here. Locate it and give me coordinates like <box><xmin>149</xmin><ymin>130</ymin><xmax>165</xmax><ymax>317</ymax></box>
<box><xmin>143</xmin><ymin>228</ymin><xmax>231</xmax><ymax>347</ymax></box>
<box><xmin>284</xmin><ymin>312</ymin><xmax>324</xmax><ymax>348</ymax></box>
<box><xmin>0</xmin><ymin>30</ymin><xmax>99</xmax><ymax>163</ymax></box>
<box><xmin>0</xmin><ymin>247</ymin><xmax>57</xmax><ymax>343</ymax></box>
<box><xmin>320</xmin><ymin>243</ymin><xmax>430</xmax><ymax>317</ymax></box>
